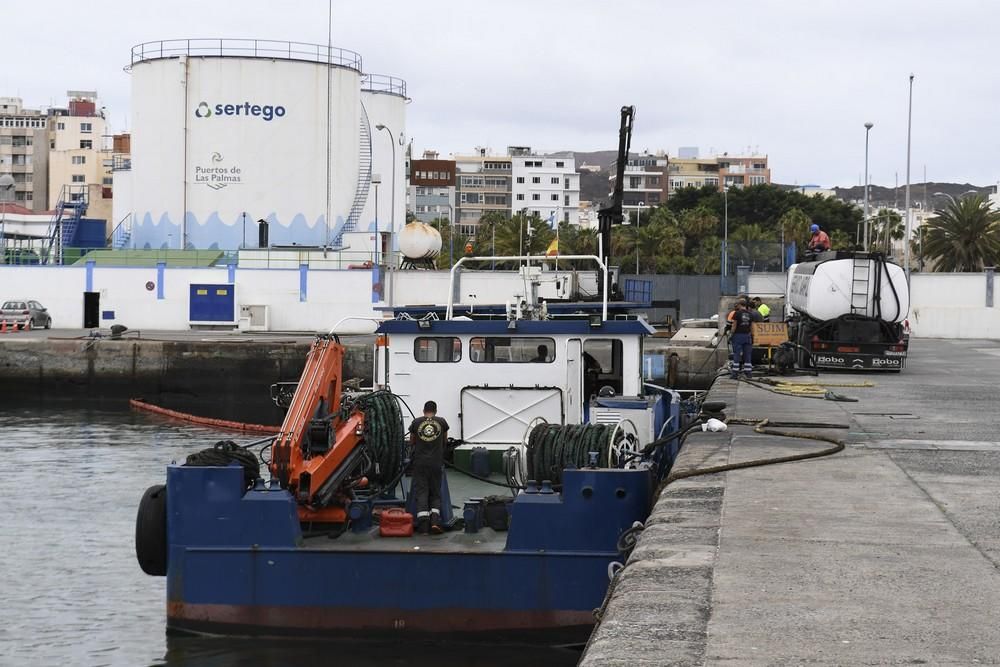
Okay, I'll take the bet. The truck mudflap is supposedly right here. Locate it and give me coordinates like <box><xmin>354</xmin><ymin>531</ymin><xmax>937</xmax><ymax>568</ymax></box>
<box><xmin>810</xmin><ymin>348</ymin><xmax>907</xmax><ymax>370</ymax></box>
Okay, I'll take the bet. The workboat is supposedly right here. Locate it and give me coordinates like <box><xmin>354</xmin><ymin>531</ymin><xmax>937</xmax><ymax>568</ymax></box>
<box><xmin>135</xmin><ymin>256</ymin><xmax>690</xmax><ymax>645</ymax></box>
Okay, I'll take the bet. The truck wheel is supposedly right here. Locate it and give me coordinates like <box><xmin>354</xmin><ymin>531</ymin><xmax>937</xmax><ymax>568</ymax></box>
<box><xmin>136</xmin><ymin>484</ymin><xmax>168</xmax><ymax>576</ymax></box>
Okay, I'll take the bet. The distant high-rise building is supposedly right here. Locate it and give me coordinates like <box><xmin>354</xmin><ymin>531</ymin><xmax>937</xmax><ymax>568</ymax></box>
<box><xmin>0</xmin><ymin>97</ymin><xmax>49</xmax><ymax>212</ymax></box>
<box><xmin>510</xmin><ymin>149</ymin><xmax>581</xmax><ymax>226</ymax></box>
<box><xmin>718</xmin><ymin>154</ymin><xmax>770</xmax><ymax>190</ymax></box>
<box><xmin>667</xmin><ymin>153</ymin><xmax>770</xmax><ymax>197</ymax></box>
<box><xmin>453</xmin><ymin>148</ymin><xmax>512</xmax><ymax>237</ymax></box>
<box><xmin>608</xmin><ymin>152</ymin><xmax>668</xmax><ymax>217</ymax></box>
<box><xmin>48</xmin><ymin>91</ymin><xmax>113</xmax><ymax>227</ymax></box>
<box><xmin>409</xmin><ymin>150</ymin><xmax>456</xmax><ymax>224</ymax></box>
<box><xmin>665</xmin><ymin>157</ymin><xmax>720</xmax><ymax>193</ymax></box>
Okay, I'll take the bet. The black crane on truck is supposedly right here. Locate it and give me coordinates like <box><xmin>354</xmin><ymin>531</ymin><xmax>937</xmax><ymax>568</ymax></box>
<box><xmin>597</xmin><ymin>106</ymin><xmax>635</xmax><ymax>300</ymax></box>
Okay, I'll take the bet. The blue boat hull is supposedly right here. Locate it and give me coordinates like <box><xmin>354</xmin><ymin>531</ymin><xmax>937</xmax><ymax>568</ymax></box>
<box><xmin>162</xmin><ymin>464</ymin><xmax>653</xmax><ymax>644</ymax></box>
<box><xmin>167</xmin><ymin>548</ymin><xmax>609</xmax><ymax>643</ymax></box>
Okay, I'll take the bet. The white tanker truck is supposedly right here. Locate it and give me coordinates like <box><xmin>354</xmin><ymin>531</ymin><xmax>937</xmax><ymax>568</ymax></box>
<box><xmin>785</xmin><ymin>251</ymin><xmax>910</xmax><ymax>371</ymax></box>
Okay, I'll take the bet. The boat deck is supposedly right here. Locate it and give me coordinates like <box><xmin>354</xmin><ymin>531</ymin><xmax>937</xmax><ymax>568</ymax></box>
<box><xmin>302</xmin><ymin>469</ymin><xmax>516</xmax><ymax>554</ymax></box>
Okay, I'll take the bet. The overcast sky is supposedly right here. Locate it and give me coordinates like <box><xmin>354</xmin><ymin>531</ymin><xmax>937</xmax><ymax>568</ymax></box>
<box><xmin>5</xmin><ymin>0</ymin><xmax>997</xmax><ymax>187</ymax></box>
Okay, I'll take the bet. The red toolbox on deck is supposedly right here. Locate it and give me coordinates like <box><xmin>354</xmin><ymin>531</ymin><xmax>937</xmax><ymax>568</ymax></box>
<box><xmin>379</xmin><ymin>508</ymin><xmax>414</xmax><ymax>537</ymax></box>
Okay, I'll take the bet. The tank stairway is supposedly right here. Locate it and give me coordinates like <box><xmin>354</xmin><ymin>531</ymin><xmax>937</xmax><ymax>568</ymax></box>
<box><xmin>44</xmin><ymin>184</ymin><xmax>89</xmax><ymax>265</ymax></box>
<box><xmin>335</xmin><ymin>101</ymin><xmax>373</xmax><ymax>248</ymax></box>
<box><xmin>849</xmin><ymin>255</ymin><xmax>870</xmax><ymax>316</ymax></box>
<box><xmin>107</xmin><ymin>213</ymin><xmax>133</xmax><ymax>250</ymax></box>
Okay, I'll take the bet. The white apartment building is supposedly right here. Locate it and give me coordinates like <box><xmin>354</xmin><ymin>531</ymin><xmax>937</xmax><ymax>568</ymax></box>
<box><xmin>510</xmin><ymin>149</ymin><xmax>581</xmax><ymax>225</ymax></box>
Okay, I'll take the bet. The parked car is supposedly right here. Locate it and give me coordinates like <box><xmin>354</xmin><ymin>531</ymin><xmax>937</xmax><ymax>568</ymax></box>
<box><xmin>0</xmin><ymin>300</ymin><xmax>52</xmax><ymax>329</ymax></box>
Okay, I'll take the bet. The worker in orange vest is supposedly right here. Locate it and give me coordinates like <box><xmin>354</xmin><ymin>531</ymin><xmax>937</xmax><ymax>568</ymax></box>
<box><xmin>808</xmin><ymin>224</ymin><xmax>831</xmax><ymax>252</ymax></box>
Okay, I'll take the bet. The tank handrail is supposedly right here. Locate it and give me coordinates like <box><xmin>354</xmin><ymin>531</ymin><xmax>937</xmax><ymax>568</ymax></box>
<box><xmin>361</xmin><ymin>74</ymin><xmax>407</xmax><ymax>98</ymax></box>
<box><xmin>445</xmin><ymin>255</ymin><xmax>608</xmax><ymax>322</ymax></box>
<box><xmin>130</xmin><ymin>39</ymin><xmax>363</xmax><ymax>72</ymax></box>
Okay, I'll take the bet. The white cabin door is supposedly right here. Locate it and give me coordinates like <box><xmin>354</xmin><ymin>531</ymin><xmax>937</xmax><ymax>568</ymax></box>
<box><xmin>566</xmin><ymin>338</ymin><xmax>582</xmax><ymax>424</ymax></box>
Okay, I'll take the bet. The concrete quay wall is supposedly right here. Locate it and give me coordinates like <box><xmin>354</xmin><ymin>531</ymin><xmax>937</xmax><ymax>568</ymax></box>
<box><xmin>0</xmin><ymin>337</ymin><xmax>373</xmax><ymax>423</ymax></box>
<box><xmin>580</xmin><ymin>381</ymin><xmax>736</xmax><ymax>666</ymax></box>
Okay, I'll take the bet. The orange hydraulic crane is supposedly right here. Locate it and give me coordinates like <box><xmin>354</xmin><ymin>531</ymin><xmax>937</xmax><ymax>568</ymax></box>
<box><xmin>270</xmin><ymin>336</ymin><xmax>366</xmax><ymax>524</ymax></box>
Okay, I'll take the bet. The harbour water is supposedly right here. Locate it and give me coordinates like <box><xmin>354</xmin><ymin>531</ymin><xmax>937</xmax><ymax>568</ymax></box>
<box><xmin>0</xmin><ymin>404</ymin><xmax>579</xmax><ymax>666</ymax></box>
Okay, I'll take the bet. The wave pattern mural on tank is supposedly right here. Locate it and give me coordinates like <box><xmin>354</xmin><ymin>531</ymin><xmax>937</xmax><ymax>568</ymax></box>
<box><xmin>134</xmin><ymin>211</ymin><xmax>349</xmax><ymax>249</ymax></box>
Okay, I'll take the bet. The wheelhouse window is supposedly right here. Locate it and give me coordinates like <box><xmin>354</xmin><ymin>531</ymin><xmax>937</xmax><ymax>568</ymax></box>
<box><xmin>414</xmin><ymin>337</ymin><xmax>461</xmax><ymax>363</ymax></box>
<box><xmin>469</xmin><ymin>337</ymin><xmax>555</xmax><ymax>363</ymax></box>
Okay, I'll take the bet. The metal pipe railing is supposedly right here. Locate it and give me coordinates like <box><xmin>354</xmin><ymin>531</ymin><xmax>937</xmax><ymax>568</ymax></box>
<box><xmin>130</xmin><ymin>39</ymin><xmax>363</xmax><ymax>71</ymax></box>
<box><xmin>360</xmin><ymin>73</ymin><xmax>407</xmax><ymax>98</ymax></box>
<box><xmin>445</xmin><ymin>255</ymin><xmax>608</xmax><ymax>322</ymax></box>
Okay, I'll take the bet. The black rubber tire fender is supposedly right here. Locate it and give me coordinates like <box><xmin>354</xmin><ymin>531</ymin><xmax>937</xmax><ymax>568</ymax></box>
<box><xmin>136</xmin><ymin>484</ymin><xmax>168</xmax><ymax>576</ymax></box>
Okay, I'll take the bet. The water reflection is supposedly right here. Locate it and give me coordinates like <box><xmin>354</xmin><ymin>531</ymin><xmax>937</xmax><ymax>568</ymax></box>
<box><xmin>160</xmin><ymin>637</ymin><xmax>580</xmax><ymax>667</ymax></box>
<box><xmin>0</xmin><ymin>404</ymin><xmax>583</xmax><ymax>666</ymax></box>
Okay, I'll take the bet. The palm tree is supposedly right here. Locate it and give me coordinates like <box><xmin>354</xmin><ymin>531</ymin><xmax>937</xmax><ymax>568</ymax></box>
<box><xmin>636</xmin><ymin>218</ymin><xmax>684</xmax><ymax>273</ymax></box>
<box><xmin>871</xmin><ymin>208</ymin><xmax>904</xmax><ymax>255</ymax></box>
<box><xmin>727</xmin><ymin>224</ymin><xmax>780</xmax><ymax>271</ymax></box>
<box><xmin>922</xmin><ymin>194</ymin><xmax>1000</xmax><ymax>271</ymax></box>
<box><xmin>778</xmin><ymin>207</ymin><xmax>812</xmax><ymax>251</ymax></box>
<box><xmin>472</xmin><ymin>213</ymin><xmax>554</xmax><ymax>268</ymax></box>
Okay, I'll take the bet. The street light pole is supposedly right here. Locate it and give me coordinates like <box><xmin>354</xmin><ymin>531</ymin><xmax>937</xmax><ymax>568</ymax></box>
<box><xmin>635</xmin><ymin>201</ymin><xmax>644</xmax><ymax>274</ymax></box>
<box><xmin>375</xmin><ymin>124</ymin><xmax>396</xmax><ymax>267</ymax></box>
<box><xmin>0</xmin><ymin>176</ymin><xmax>13</xmax><ymax>262</ymax></box>
<box><xmin>903</xmin><ymin>74</ymin><xmax>914</xmax><ymax>280</ymax></box>
<box><xmin>723</xmin><ymin>187</ymin><xmax>729</xmax><ymax>278</ymax></box>
<box><xmin>863</xmin><ymin>121</ymin><xmax>874</xmax><ymax>250</ymax></box>
<box><xmin>373</xmin><ymin>179</ymin><xmax>381</xmax><ymax>265</ymax></box>
<box><xmin>446</xmin><ymin>203</ymin><xmax>454</xmax><ymax>269</ymax></box>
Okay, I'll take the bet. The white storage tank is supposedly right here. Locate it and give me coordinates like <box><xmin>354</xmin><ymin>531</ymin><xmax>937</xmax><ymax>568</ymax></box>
<box><xmin>359</xmin><ymin>75</ymin><xmax>408</xmax><ymax>250</ymax></box>
<box><xmin>788</xmin><ymin>254</ymin><xmax>910</xmax><ymax>323</ymax></box>
<box><xmin>128</xmin><ymin>39</ymin><xmax>364</xmax><ymax>249</ymax></box>
<box><xmin>398</xmin><ymin>222</ymin><xmax>442</xmax><ymax>260</ymax></box>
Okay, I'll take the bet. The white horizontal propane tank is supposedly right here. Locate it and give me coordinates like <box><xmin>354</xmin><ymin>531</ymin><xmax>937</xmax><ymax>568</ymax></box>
<box><xmin>788</xmin><ymin>255</ymin><xmax>909</xmax><ymax>323</ymax></box>
<box><xmin>399</xmin><ymin>222</ymin><xmax>442</xmax><ymax>260</ymax></box>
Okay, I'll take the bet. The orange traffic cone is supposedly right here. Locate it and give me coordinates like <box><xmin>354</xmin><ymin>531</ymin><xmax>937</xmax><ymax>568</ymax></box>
<box><xmin>24</xmin><ymin>318</ymin><xmax>31</xmax><ymax>332</ymax></box>
<box><xmin>0</xmin><ymin>320</ymin><xmax>7</xmax><ymax>334</ymax></box>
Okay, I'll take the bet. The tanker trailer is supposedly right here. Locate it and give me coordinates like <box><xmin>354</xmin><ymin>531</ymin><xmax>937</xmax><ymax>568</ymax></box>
<box><xmin>786</xmin><ymin>251</ymin><xmax>909</xmax><ymax>371</ymax></box>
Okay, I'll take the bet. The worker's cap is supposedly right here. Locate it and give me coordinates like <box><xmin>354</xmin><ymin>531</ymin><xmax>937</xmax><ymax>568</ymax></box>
<box><xmin>810</xmin><ymin>224</ymin><xmax>819</xmax><ymax>232</ymax></box>
<box><xmin>423</xmin><ymin>400</ymin><xmax>437</xmax><ymax>413</ymax></box>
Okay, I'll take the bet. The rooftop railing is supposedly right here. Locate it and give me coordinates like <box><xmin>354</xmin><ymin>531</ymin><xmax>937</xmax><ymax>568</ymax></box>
<box><xmin>361</xmin><ymin>73</ymin><xmax>407</xmax><ymax>98</ymax></box>
<box><xmin>130</xmin><ymin>39</ymin><xmax>363</xmax><ymax>72</ymax></box>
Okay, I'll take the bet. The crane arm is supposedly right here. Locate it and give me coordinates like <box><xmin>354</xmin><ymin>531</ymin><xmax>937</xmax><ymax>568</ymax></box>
<box><xmin>269</xmin><ymin>336</ymin><xmax>364</xmax><ymax>520</ymax></box>
<box><xmin>597</xmin><ymin>105</ymin><xmax>635</xmax><ymax>293</ymax></box>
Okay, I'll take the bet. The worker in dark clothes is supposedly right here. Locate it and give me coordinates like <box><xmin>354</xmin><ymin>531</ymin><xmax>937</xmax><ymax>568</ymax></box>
<box><xmin>408</xmin><ymin>400</ymin><xmax>449</xmax><ymax>534</ymax></box>
<box><xmin>724</xmin><ymin>301</ymin><xmax>755</xmax><ymax>379</ymax></box>
<box><xmin>531</xmin><ymin>344</ymin><xmax>549</xmax><ymax>362</ymax></box>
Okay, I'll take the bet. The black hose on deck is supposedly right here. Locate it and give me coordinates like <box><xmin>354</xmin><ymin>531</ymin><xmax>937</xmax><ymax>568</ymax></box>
<box><xmin>354</xmin><ymin>390</ymin><xmax>405</xmax><ymax>494</ymax></box>
<box><xmin>184</xmin><ymin>440</ymin><xmax>261</xmax><ymax>489</ymax></box>
<box><xmin>525</xmin><ymin>423</ymin><xmax>627</xmax><ymax>484</ymax></box>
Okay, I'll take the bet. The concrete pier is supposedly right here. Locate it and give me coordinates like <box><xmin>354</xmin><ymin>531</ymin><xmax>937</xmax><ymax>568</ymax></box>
<box><xmin>582</xmin><ymin>338</ymin><xmax>1000</xmax><ymax>665</ymax></box>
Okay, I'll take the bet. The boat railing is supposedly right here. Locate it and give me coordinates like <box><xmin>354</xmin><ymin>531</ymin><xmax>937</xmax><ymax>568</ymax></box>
<box><xmin>445</xmin><ymin>254</ymin><xmax>608</xmax><ymax>321</ymax></box>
